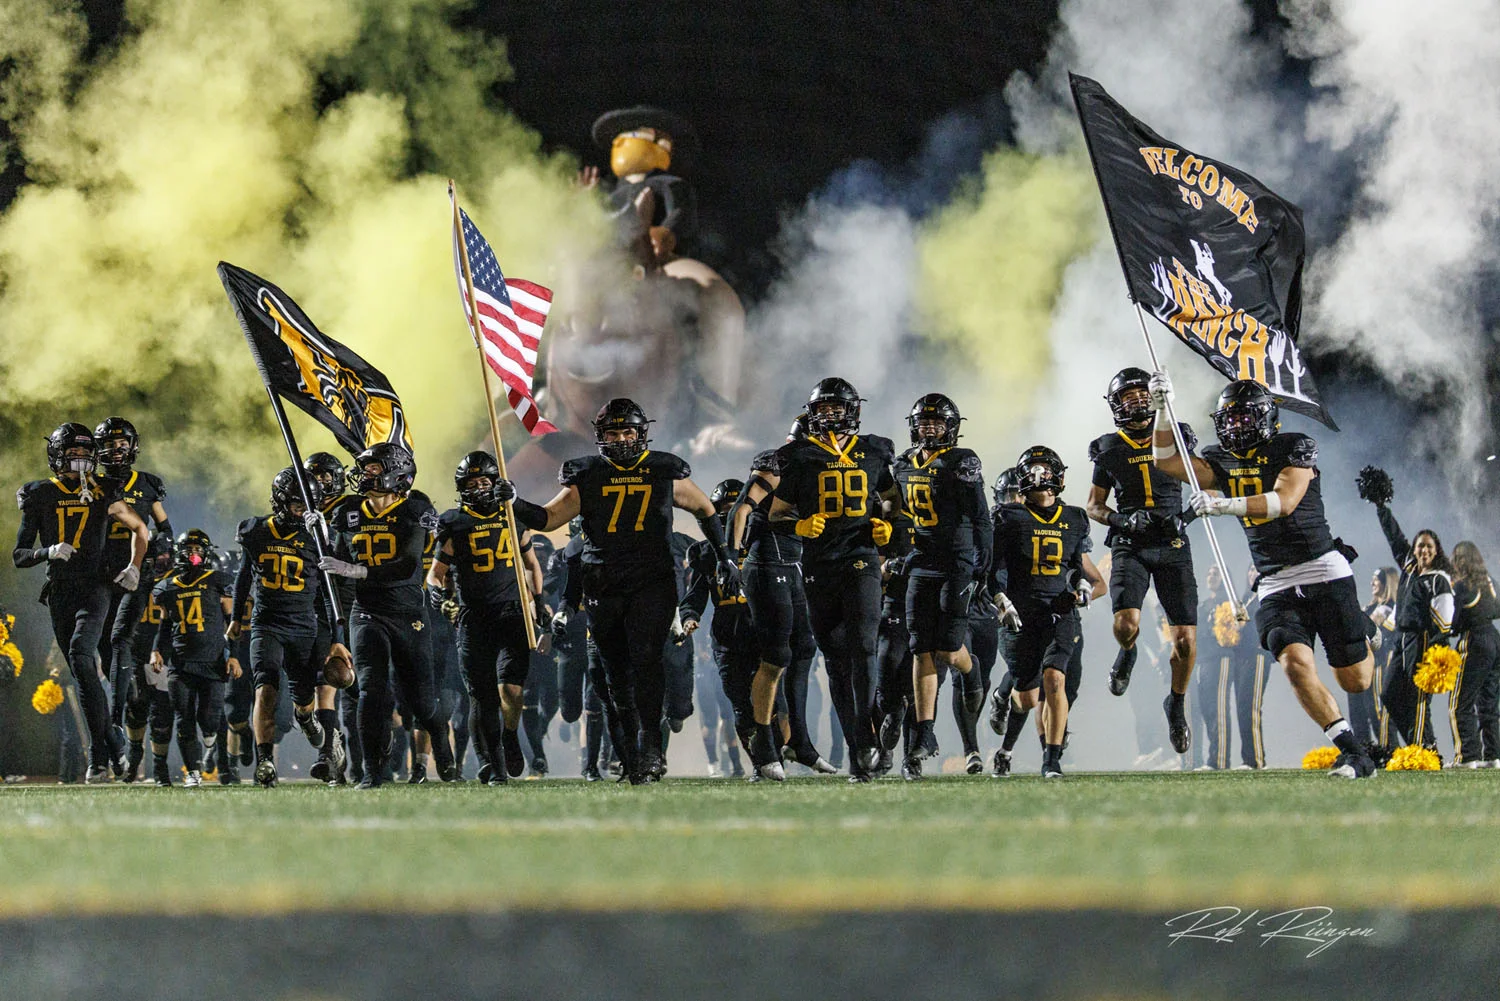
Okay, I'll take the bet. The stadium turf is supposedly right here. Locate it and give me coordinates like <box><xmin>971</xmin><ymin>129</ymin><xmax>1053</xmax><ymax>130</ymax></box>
<box><xmin>3</xmin><ymin>771</ymin><xmax>1498</xmax><ymax>916</ymax></box>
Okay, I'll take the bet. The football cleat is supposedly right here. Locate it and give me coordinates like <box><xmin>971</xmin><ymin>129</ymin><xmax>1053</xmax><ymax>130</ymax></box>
<box><xmin>858</xmin><ymin>747</ymin><xmax>881</xmax><ymax>775</ymax></box>
<box><xmin>1329</xmin><ymin>751</ymin><xmax>1378</xmax><ymax>779</ymax></box>
<box><xmin>501</xmin><ymin>729</ymin><xmax>526</xmax><ymax>778</ymax></box>
<box><xmin>641</xmin><ymin>750</ymin><xmax>666</xmax><ymax>783</ymax></box>
<box><xmin>783</xmin><ymin>742</ymin><xmax>838</xmax><ymax>774</ymax></box>
<box><xmin>254</xmin><ymin>759</ymin><xmax>278</xmax><ymax>789</ymax></box>
<box><xmin>965</xmin><ymin>751</ymin><xmax>984</xmax><ymax>775</ymax></box>
<box><xmin>184</xmin><ymin>770</ymin><xmax>202</xmax><ymax>788</ymax></box>
<box><xmin>407</xmin><ymin>761</ymin><xmax>428</xmax><ymax>784</ymax></box>
<box><xmin>901</xmin><ymin>756</ymin><xmax>923</xmax><ymax>781</ymax></box>
<box><xmin>328</xmin><ymin>731</ymin><xmax>348</xmax><ymax>786</ymax></box>
<box><xmin>915</xmin><ymin>726</ymin><xmax>939</xmax><ymax>760</ymax></box>
<box><xmin>85</xmin><ymin>765</ymin><xmax>112</xmax><ymax>785</ymax></box>
<box><xmin>219</xmin><ymin>764</ymin><xmax>241</xmax><ymax>785</ymax></box>
<box><xmin>123</xmin><ymin>743</ymin><xmax>145</xmax><ymax>783</ymax></box>
<box><xmin>879</xmin><ymin>699</ymin><xmax>907</xmax><ymax>751</ymax></box>
<box><xmin>847</xmin><ymin>771</ymin><xmax>872</xmax><ymax>784</ymax></box>
<box><xmin>757</xmin><ymin>758</ymin><xmax>786</xmax><ymax>782</ymax></box>
<box><xmin>991</xmin><ymin>750</ymin><xmax>1012</xmax><ymax>778</ymax></box>
<box><xmin>1108</xmin><ymin>646</ymin><xmax>1138</xmax><ymax>696</ymax></box>
<box><xmin>296</xmin><ymin>711</ymin><xmax>325</xmax><ymax>750</ymax></box>
<box><xmin>1042</xmin><ymin>757</ymin><xmax>1064</xmax><ymax>779</ymax></box>
<box><xmin>988</xmin><ymin>687</ymin><xmax>1009</xmax><ymax>737</ymax></box>
<box><xmin>1163</xmin><ymin>695</ymin><xmax>1191</xmax><ymax>754</ymax></box>
<box><xmin>310</xmin><ymin>757</ymin><xmax>330</xmax><ymax>783</ymax></box>
<box><xmin>583</xmin><ymin>765</ymin><xmax>603</xmax><ymax>782</ymax></box>
<box><xmin>530</xmin><ymin>752</ymin><xmax>549</xmax><ymax>778</ymax></box>
<box><xmin>357</xmin><ymin>773</ymin><xmax>381</xmax><ymax>790</ymax></box>
<box><xmin>705</xmin><ymin>761</ymin><xmax>723</xmax><ymax>778</ymax></box>
<box><xmin>153</xmin><ymin>760</ymin><xmax>173</xmax><ymax>787</ymax></box>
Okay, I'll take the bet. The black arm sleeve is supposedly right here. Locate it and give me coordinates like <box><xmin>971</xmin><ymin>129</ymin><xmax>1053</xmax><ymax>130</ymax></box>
<box><xmin>966</xmin><ymin>476</ymin><xmax>993</xmax><ymax>581</ymax></box>
<box><xmin>12</xmin><ymin>498</ymin><xmax>45</xmax><ymax>568</ymax></box>
<box><xmin>233</xmin><ymin>558</ymin><xmax>252</xmax><ymax>620</ymax></box>
<box><xmin>1377</xmin><ymin>504</ymin><xmax>1411</xmax><ymax>566</ymax></box>
<box><xmin>697</xmin><ymin>514</ymin><xmax>729</xmax><ymax>563</ymax></box>
<box><xmin>561</xmin><ymin>548</ymin><xmax>584</xmax><ymax>611</ymax></box>
<box><xmin>678</xmin><ymin>549</ymin><xmax>713</xmax><ymax>624</ymax></box>
<box><xmin>990</xmin><ymin>517</ymin><xmax>1009</xmax><ymax>595</ymax></box>
<box><xmin>511</xmin><ymin>497</ymin><xmax>549</xmax><ymax>531</ymax></box>
<box><xmin>155</xmin><ymin>517</ymin><xmax>173</xmax><ymax>538</ymax></box>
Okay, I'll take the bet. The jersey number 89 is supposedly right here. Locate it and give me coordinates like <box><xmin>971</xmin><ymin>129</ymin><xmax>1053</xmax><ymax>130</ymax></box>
<box><xmin>817</xmin><ymin>469</ymin><xmax>868</xmax><ymax>519</ymax></box>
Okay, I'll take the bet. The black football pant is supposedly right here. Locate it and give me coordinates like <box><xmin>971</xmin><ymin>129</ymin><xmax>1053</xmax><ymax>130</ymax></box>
<box><xmin>663</xmin><ymin>631</ymin><xmax>695</xmax><ymax>728</ymax></box>
<box><xmin>46</xmin><ymin>579</ymin><xmax>118</xmax><ymax>767</ymax></box>
<box><xmin>108</xmin><ymin>584</ymin><xmax>152</xmax><ymax>727</ymax></box>
<box><xmin>582</xmin><ymin>571</ymin><xmax>677</xmax><ymax>764</ymax></box>
<box><xmin>1232</xmin><ymin>648</ymin><xmax>1271</xmax><ymax>768</ymax></box>
<box><xmin>556</xmin><ymin>616</ymin><xmax>590</xmax><ymax>724</ymax></box>
<box><xmin>713</xmin><ymin>638</ymin><xmax>758</xmax><ymax>750</ymax></box>
<box><xmin>1452</xmin><ymin>626</ymin><xmax>1500</xmax><ymax>763</ymax></box>
<box><xmin>955</xmin><ymin>612</ymin><xmax>1001</xmax><ymax>756</ymax></box>
<box><xmin>744</xmin><ymin>561</ymin><xmax>820</xmax><ymax>755</ymax></box>
<box><xmin>876</xmin><ymin>603</ymin><xmax>912</xmax><ymax>742</ymax></box>
<box><xmin>1194</xmin><ymin>654</ymin><xmax>1232</xmax><ymax>770</ymax></box>
<box><xmin>803</xmin><ymin>561</ymin><xmax>882</xmax><ymax>765</ymax></box>
<box><xmin>1383</xmin><ymin>632</ymin><xmax>1438</xmax><ymax>749</ymax></box>
<box><xmin>582</xmin><ymin>638</ymin><xmax>616</xmax><ymax>773</ymax></box>
<box><xmin>352</xmin><ymin>607</ymin><xmax>447</xmax><ymax>774</ymax></box>
<box><xmin>457</xmin><ymin>610</ymin><xmax>530</xmax><ymax>771</ymax></box>
<box><xmin>522</xmin><ymin>649</ymin><xmax>560</xmax><ymax>766</ymax></box>
<box><xmin>167</xmin><ymin>672</ymin><xmax>224</xmax><ymax>772</ymax></box>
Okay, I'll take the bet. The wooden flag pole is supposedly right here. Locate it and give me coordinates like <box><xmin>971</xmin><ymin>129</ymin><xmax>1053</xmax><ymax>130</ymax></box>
<box><xmin>449</xmin><ymin>180</ymin><xmax>539</xmax><ymax>651</ymax></box>
<box><xmin>1133</xmin><ymin>304</ymin><xmax>1246</xmax><ymax>622</ymax></box>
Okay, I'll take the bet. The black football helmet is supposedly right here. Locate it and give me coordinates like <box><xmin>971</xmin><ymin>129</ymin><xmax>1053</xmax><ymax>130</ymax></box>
<box><xmin>455</xmin><ymin>451</ymin><xmax>502</xmax><ymax>508</ymax></box>
<box><xmin>354</xmin><ymin>442</ymin><xmax>417</xmax><ymax>494</ymax></box>
<box><xmin>147</xmin><ymin>531</ymin><xmax>175</xmax><ymax>575</ymax></box>
<box><xmin>1105</xmin><ymin>368</ymin><xmax>1154</xmax><ymax>430</ymax></box>
<box><xmin>46</xmin><ymin>422</ymin><xmax>96</xmax><ymax>476</ymax></box>
<box><xmin>1211</xmin><ymin>380</ymin><xmax>1278</xmax><ymax>454</ymax></box>
<box><xmin>788</xmin><ymin>412</ymin><xmax>810</xmax><ymax>442</ymax></box>
<box><xmin>992</xmin><ymin>465</ymin><xmax>1022</xmax><ymax>506</ymax></box>
<box><xmin>710</xmin><ymin>478</ymin><xmax>745</xmax><ymax>515</ymax></box>
<box><xmin>907</xmin><ymin>393</ymin><xmax>962</xmax><ymax>449</ymax></box>
<box><xmin>93</xmin><ymin>417</ymin><xmax>139</xmax><ymax>474</ymax></box>
<box><xmin>271</xmin><ymin>466</ymin><xmax>320</xmax><ymax>521</ymax></box>
<box><xmin>174</xmin><ymin>528</ymin><xmax>214</xmax><ymax>570</ymax></box>
<box><xmin>304</xmin><ymin>452</ymin><xmax>347</xmax><ymax>501</ymax></box>
<box><xmin>594</xmin><ymin>398</ymin><xmax>651</xmax><ymax>463</ymax></box>
<box><xmin>1015</xmin><ymin>445</ymin><xmax>1066</xmax><ymax>494</ymax></box>
<box><xmin>806</xmin><ymin>377</ymin><xmax>862</xmax><ymax>436</ymax></box>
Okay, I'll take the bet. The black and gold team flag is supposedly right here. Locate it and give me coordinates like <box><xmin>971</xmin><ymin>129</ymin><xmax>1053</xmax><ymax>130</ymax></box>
<box><xmin>218</xmin><ymin>262</ymin><xmax>414</xmax><ymax>456</ymax></box>
<box><xmin>1070</xmin><ymin>74</ymin><xmax>1335</xmax><ymax>429</ymax></box>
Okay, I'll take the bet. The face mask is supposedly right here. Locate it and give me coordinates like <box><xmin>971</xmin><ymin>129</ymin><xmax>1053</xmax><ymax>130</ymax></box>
<box><xmin>66</xmin><ymin>458</ymin><xmax>93</xmax><ymax>475</ymax></box>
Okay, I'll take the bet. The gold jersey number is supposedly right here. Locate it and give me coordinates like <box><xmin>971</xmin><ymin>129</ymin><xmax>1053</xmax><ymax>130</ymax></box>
<box><xmin>468</xmin><ymin>526</ymin><xmax>516</xmax><ymax>572</ymax></box>
<box><xmin>1228</xmin><ymin>476</ymin><xmax>1269</xmax><ymax>526</ymax></box>
<box><xmin>55</xmin><ymin>506</ymin><xmax>89</xmax><ymax>548</ymax></box>
<box><xmin>817</xmin><ymin>469</ymin><xmax>868</xmax><ymax>519</ymax></box>
<box><xmin>904</xmin><ymin>482</ymin><xmax>938</xmax><ymax>528</ymax></box>
<box><xmin>175</xmin><ymin>594</ymin><xmax>205</xmax><ymax>633</ymax></box>
<box><xmin>257</xmin><ymin>552</ymin><xmax>306</xmax><ymax>592</ymax></box>
<box><xmin>601</xmin><ymin>485</ymin><xmax>652</xmax><ymax>533</ymax></box>
<box><xmin>1031</xmin><ymin>535</ymin><xmax>1063</xmax><ymax>576</ymax></box>
<box><xmin>352</xmin><ymin>531</ymin><xmax>399</xmax><ymax>566</ymax></box>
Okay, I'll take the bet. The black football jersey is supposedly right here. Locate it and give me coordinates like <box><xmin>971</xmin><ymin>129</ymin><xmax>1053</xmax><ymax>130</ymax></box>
<box><xmin>235</xmin><ymin>514</ymin><xmax>324</xmax><ymax>633</ymax></box>
<box><xmin>680</xmin><ymin>538</ymin><xmax>751</xmax><ymax>647</ymax></box>
<box><xmin>15</xmin><ymin>476</ymin><xmax>124</xmax><ymax>581</ymax></box>
<box><xmin>99</xmin><ymin>469</ymin><xmax>166</xmax><ymax>574</ymax></box>
<box><xmin>773</xmin><ymin>433</ymin><xmax>896</xmax><ymax>567</ymax></box>
<box><xmin>1088</xmin><ymin>424</ymin><xmax>1195</xmax><ymax>546</ymax></box>
<box><xmin>434</xmin><ymin>505</ymin><xmax>531</xmax><ymax>610</ymax></box>
<box><xmin>1201</xmin><ymin>433</ymin><xmax>1335</xmax><ymax>575</ymax></box>
<box><xmin>892</xmin><ymin>445</ymin><xmax>991</xmax><ymax>575</ymax></box>
<box><xmin>991</xmin><ymin>501</ymin><xmax>1093</xmax><ymax>605</ymax></box>
<box><xmin>331</xmin><ymin>490</ymin><xmax>438</xmax><ymax>614</ymax></box>
<box><xmin>152</xmin><ymin>568</ymin><xmax>233</xmax><ymax>666</ymax></box>
<box><xmin>742</xmin><ymin>448</ymin><xmax>803</xmax><ymax>565</ymax></box>
<box><xmin>128</xmin><ymin>574</ymin><xmax>167</xmax><ymax>662</ymax></box>
<box><xmin>560</xmin><ymin>451</ymin><xmax>690</xmax><ymax>582</ymax></box>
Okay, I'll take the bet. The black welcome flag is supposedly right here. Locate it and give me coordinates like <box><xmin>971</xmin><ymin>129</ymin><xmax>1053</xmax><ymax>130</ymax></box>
<box><xmin>1070</xmin><ymin>74</ymin><xmax>1335</xmax><ymax>429</ymax></box>
<box><xmin>218</xmin><ymin>262</ymin><xmax>414</xmax><ymax>456</ymax></box>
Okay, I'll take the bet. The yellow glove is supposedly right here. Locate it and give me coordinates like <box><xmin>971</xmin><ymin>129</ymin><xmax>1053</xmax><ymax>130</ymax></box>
<box><xmin>794</xmin><ymin>514</ymin><xmax>827</xmax><ymax>539</ymax></box>
<box><xmin>870</xmin><ymin>518</ymin><xmax>892</xmax><ymax>546</ymax></box>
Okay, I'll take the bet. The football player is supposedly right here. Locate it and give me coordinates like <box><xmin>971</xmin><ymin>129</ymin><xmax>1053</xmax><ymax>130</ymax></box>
<box><xmin>679</xmin><ymin>479</ymin><xmax>761</xmax><ymax>774</ymax></box>
<box><xmin>989</xmin><ymin>447</ymin><xmax>1103</xmax><ymax>778</ymax></box>
<box><xmin>548</xmin><ymin>518</ymin><xmax>592</xmax><ymax>767</ymax></box>
<box><xmin>306</xmin><ymin>450</ymin><xmax>365</xmax><ymax>781</ymax></box>
<box><xmin>768</xmin><ymin>378</ymin><xmax>899</xmax><ymax>782</ymax></box>
<box><xmin>1152</xmin><ymin>373</ymin><xmax>1378</xmax><ymax>778</ymax></box>
<box><xmin>501</xmin><ymin>399</ymin><xmax>739</xmax><ymax>783</ymax></box>
<box><xmin>94</xmin><ymin>418</ymin><xmax>173</xmax><ymax>730</ymax></box>
<box><xmin>118</xmin><ymin>537</ymin><xmax>176</xmax><ymax>784</ymax></box>
<box><xmin>232</xmin><ymin>468</ymin><xmax>352</xmax><ymax>788</ymax></box>
<box><xmin>520</xmin><ymin>533</ymin><xmax>559</xmax><ymax>777</ymax></box>
<box><xmin>874</xmin><ymin>516</ymin><xmax>917</xmax><ymax>778</ymax></box>
<box><xmin>427</xmin><ymin>451</ymin><xmax>544</xmax><ymax>786</ymax></box>
<box><xmin>13</xmin><ymin>423</ymin><xmax>150</xmax><ymax>780</ymax></box>
<box><xmin>149</xmin><ymin>530</ymin><xmax>240</xmax><ymax>786</ymax></box>
<box><xmin>727</xmin><ymin>412</ymin><xmax>834</xmax><ymax>776</ymax></box>
<box><xmin>1085</xmin><ymin>369</ymin><xmax>1197</xmax><ymax>751</ymax></box>
<box><xmin>892</xmin><ymin>394</ymin><xmax>992</xmax><ymax>767</ymax></box>
<box><xmin>319</xmin><ymin>443</ymin><xmax>458</xmax><ymax>787</ymax></box>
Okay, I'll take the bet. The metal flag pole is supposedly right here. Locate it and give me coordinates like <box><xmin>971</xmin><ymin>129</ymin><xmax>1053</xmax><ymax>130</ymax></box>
<box><xmin>1133</xmin><ymin>304</ymin><xmax>1246</xmax><ymax>622</ymax></box>
<box><xmin>449</xmin><ymin>180</ymin><xmax>539</xmax><ymax>651</ymax></box>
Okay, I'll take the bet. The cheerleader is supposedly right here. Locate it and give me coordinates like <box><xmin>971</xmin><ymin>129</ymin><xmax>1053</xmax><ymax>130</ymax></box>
<box><xmin>1354</xmin><ymin>567</ymin><xmax>1398</xmax><ymax>747</ymax></box>
<box><xmin>1448</xmin><ymin>542</ymin><xmax>1500</xmax><ymax>766</ymax></box>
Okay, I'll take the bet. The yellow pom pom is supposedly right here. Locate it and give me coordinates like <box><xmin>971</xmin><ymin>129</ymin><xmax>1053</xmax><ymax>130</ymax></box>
<box><xmin>1386</xmin><ymin>745</ymin><xmax>1442</xmax><ymax>771</ymax></box>
<box><xmin>1213</xmin><ymin>601</ymin><xmax>1241</xmax><ymax>647</ymax></box>
<box><xmin>1414</xmin><ymin>644</ymin><xmax>1462</xmax><ymax>694</ymax></box>
<box><xmin>31</xmin><ymin>679</ymin><xmax>64</xmax><ymax>715</ymax></box>
<box><xmin>1301</xmin><ymin>746</ymin><xmax>1341</xmax><ymax>770</ymax></box>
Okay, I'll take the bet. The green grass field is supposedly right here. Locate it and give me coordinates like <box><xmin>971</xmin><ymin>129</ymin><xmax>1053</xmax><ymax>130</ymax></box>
<box><xmin>3</xmin><ymin>770</ymin><xmax>1499</xmax><ymax>917</ymax></box>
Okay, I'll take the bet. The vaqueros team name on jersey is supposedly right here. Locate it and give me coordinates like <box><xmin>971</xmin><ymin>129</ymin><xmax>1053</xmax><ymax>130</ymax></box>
<box><xmin>893</xmin><ymin>445</ymin><xmax>990</xmax><ymax>575</ymax></box>
<box><xmin>435</xmin><ymin>506</ymin><xmax>530</xmax><ymax>609</ymax></box>
<box><xmin>991</xmin><ymin>502</ymin><xmax>1093</xmax><ymax>604</ymax></box>
<box><xmin>1201</xmin><ymin>432</ymin><xmax>1333</xmax><ymax>575</ymax></box>
<box><xmin>773</xmin><ymin>434</ymin><xmax>896</xmax><ymax>567</ymax></box>
<box><xmin>561</xmin><ymin>451</ymin><xmax>690</xmax><ymax>581</ymax></box>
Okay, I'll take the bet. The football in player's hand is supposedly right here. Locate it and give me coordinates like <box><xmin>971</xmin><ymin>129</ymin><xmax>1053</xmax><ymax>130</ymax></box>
<box><xmin>323</xmin><ymin>648</ymin><xmax>355</xmax><ymax>689</ymax></box>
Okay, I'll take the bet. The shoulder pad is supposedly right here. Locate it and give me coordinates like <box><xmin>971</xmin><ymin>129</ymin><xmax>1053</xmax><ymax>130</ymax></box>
<box><xmin>867</xmin><ymin>435</ymin><xmax>896</xmax><ymax>461</ymax></box>
<box><xmin>418</xmin><ymin>507</ymin><xmax>440</xmax><ymax>533</ymax></box>
<box><xmin>16</xmin><ymin>482</ymin><xmax>36</xmax><ymax>511</ymax></box>
<box><xmin>559</xmin><ymin>457</ymin><xmax>592</xmax><ymax>486</ymax></box>
<box><xmin>953</xmin><ymin>451</ymin><xmax>983</xmax><ymax>483</ymax></box>
<box><xmin>655</xmin><ymin>451</ymin><xmax>691</xmax><ymax>480</ymax></box>
<box><xmin>1280</xmin><ymin>433</ymin><xmax>1318</xmax><ymax>468</ymax></box>
<box><xmin>1177</xmin><ymin>423</ymin><xmax>1199</xmax><ymax>454</ymax></box>
<box><xmin>1086</xmin><ymin>436</ymin><xmax>1110</xmax><ymax>463</ymax></box>
<box><xmin>236</xmin><ymin>517</ymin><xmax>259</xmax><ymax>543</ymax></box>
<box><xmin>751</xmin><ymin>449</ymin><xmax>781</xmax><ymax>475</ymax></box>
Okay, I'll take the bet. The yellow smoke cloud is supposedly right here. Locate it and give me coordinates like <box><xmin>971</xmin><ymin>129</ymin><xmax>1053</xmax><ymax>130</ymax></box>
<box><xmin>913</xmin><ymin>146</ymin><xmax>1099</xmax><ymax>448</ymax></box>
<box><xmin>0</xmin><ymin>0</ymin><xmax>606</xmax><ymax>564</ymax></box>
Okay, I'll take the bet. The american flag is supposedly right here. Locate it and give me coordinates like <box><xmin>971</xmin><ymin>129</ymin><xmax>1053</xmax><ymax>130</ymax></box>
<box><xmin>452</xmin><ymin>207</ymin><xmax>556</xmax><ymax>435</ymax></box>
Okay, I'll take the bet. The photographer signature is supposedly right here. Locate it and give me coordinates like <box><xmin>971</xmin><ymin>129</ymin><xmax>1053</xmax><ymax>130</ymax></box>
<box><xmin>1165</xmin><ymin>907</ymin><xmax>1376</xmax><ymax>957</ymax></box>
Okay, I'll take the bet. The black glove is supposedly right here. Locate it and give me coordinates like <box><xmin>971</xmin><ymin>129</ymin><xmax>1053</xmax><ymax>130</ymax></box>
<box><xmin>532</xmin><ymin>595</ymin><xmax>553</xmax><ymax>632</ymax></box>
<box><xmin>549</xmin><ymin>607</ymin><xmax>570</xmax><ymax>639</ymax></box>
<box><xmin>1123</xmin><ymin>510</ymin><xmax>1155</xmax><ymax>535</ymax></box>
<box><xmin>714</xmin><ymin>556</ymin><xmax>742</xmax><ymax>598</ymax></box>
<box><xmin>1356</xmin><ymin>466</ymin><xmax>1393</xmax><ymax>506</ymax></box>
<box><xmin>426</xmin><ymin>586</ymin><xmax>447</xmax><ymax>612</ymax></box>
<box><xmin>494</xmin><ymin>478</ymin><xmax>517</xmax><ymax>503</ymax></box>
